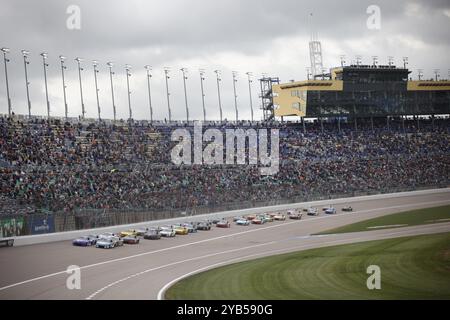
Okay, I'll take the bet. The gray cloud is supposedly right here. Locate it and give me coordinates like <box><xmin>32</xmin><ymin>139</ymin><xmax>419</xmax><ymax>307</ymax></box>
<box><xmin>0</xmin><ymin>0</ymin><xmax>449</xmax><ymax>120</ymax></box>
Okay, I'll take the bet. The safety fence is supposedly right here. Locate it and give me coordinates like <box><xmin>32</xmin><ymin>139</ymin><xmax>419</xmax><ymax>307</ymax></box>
<box><xmin>0</xmin><ymin>184</ymin><xmax>447</xmax><ymax>238</ymax></box>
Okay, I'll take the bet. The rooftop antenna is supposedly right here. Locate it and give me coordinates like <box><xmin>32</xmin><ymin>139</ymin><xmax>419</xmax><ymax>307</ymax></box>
<box><xmin>308</xmin><ymin>12</ymin><xmax>323</xmax><ymax>78</ymax></box>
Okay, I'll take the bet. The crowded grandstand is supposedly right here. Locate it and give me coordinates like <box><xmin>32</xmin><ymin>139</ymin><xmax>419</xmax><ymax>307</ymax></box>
<box><xmin>1</xmin><ymin>114</ymin><xmax>449</xmax><ymax>235</ymax></box>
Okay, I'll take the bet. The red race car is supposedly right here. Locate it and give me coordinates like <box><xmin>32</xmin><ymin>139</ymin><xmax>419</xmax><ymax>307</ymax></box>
<box><xmin>216</xmin><ymin>220</ymin><xmax>231</xmax><ymax>228</ymax></box>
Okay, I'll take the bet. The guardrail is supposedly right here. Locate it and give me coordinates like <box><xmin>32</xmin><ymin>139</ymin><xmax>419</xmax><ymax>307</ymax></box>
<box><xmin>3</xmin><ymin>187</ymin><xmax>449</xmax><ymax>247</ymax></box>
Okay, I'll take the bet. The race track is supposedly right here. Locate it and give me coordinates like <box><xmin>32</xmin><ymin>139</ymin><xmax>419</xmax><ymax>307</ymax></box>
<box><xmin>0</xmin><ymin>190</ymin><xmax>449</xmax><ymax>300</ymax></box>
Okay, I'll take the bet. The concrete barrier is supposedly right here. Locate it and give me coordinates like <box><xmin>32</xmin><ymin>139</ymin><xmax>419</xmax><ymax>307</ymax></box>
<box><xmin>4</xmin><ymin>187</ymin><xmax>450</xmax><ymax>246</ymax></box>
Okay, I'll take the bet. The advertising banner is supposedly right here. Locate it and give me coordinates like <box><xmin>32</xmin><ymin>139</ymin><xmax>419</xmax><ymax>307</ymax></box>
<box><xmin>29</xmin><ymin>216</ymin><xmax>55</xmax><ymax>235</ymax></box>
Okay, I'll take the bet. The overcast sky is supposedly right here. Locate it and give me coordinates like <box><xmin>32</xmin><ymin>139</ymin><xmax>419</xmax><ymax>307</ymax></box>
<box><xmin>0</xmin><ymin>0</ymin><xmax>449</xmax><ymax>121</ymax></box>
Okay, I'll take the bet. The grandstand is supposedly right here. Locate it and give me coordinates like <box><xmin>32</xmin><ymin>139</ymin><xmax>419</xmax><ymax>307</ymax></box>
<box><xmin>0</xmin><ymin>114</ymin><xmax>449</xmax><ymax>236</ymax></box>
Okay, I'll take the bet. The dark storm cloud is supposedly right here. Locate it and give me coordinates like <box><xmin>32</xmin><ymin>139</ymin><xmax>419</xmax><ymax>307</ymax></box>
<box><xmin>0</xmin><ymin>0</ymin><xmax>449</xmax><ymax>120</ymax></box>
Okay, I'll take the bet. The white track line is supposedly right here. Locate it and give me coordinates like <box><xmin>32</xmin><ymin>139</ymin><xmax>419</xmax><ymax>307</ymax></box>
<box><xmin>156</xmin><ymin>222</ymin><xmax>450</xmax><ymax>300</ymax></box>
<box><xmin>1</xmin><ymin>198</ymin><xmax>449</xmax><ymax>292</ymax></box>
<box><xmin>86</xmin><ymin>241</ymin><xmax>278</xmax><ymax>299</ymax></box>
<box><xmin>367</xmin><ymin>224</ymin><xmax>408</xmax><ymax>229</ymax></box>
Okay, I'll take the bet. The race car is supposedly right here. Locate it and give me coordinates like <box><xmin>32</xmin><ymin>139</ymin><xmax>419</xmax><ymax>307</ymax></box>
<box><xmin>172</xmin><ymin>225</ymin><xmax>189</xmax><ymax>235</ymax></box>
<box><xmin>119</xmin><ymin>229</ymin><xmax>138</xmax><ymax>238</ymax></box>
<box><xmin>72</xmin><ymin>235</ymin><xmax>97</xmax><ymax>246</ymax></box>
<box><xmin>246</xmin><ymin>215</ymin><xmax>257</xmax><ymax>221</ymax></box>
<box><xmin>135</xmin><ymin>228</ymin><xmax>148</xmax><ymax>236</ymax></box>
<box><xmin>289</xmin><ymin>212</ymin><xmax>303</xmax><ymax>220</ymax></box>
<box><xmin>262</xmin><ymin>215</ymin><xmax>274</xmax><ymax>222</ymax></box>
<box><xmin>325</xmin><ymin>207</ymin><xmax>337</xmax><ymax>214</ymax></box>
<box><xmin>233</xmin><ymin>216</ymin><xmax>245</xmax><ymax>222</ymax></box>
<box><xmin>181</xmin><ymin>223</ymin><xmax>197</xmax><ymax>233</ymax></box>
<box><xmin>236</xmin><ymin>219</ymin><xmax>250</xmax><ymax>226</ymax></box>
<box><xmin>196</xmin><ymin>221</ymin><xmax>212</xmax><ymax>231</ymax></box>
<box><xmin>95</xmin><ymin>238</ymin><xmax>115</xmax><ymax>249</ymax></box>
<box><xmin>342</xmin><ymin>206</ymin><xmax>353</xmax><ymax>212</ymax></box>
<box><xmin>307</xmin><ymin>207</ymin><xmax>319</xmax><ymax>216</ymax></box>
<box><xmin>123</xmin><ymin>235</ymin><xmax>140</xmax><ymax>244</ymax></box>
<box><xmin>143</xmin><ymin>229</ymin><xmax>161</xmax><ymax>240</ymax></box>
<box><xmin>96</xmin><ymin>236</ymin><xmax>123</xmax><ymax>249</ymax></box>
<box><xmin>97</xmin><ymin>232</ymin><xmax>117</xmax><ymax>238</ymax></box>
<box><xmin>216</xmin><ymin>220</ymin><xmax>231</xmax><ymax>228</ymax></box>
<box><xmin>322</xmin><ymin>205</ymin><xmax>333</xmax><ymax>211</ymax></box>
<box><xmin>252</xmin><ymin>217</ymin><xmax>265</xmax><ymax>224</ymax></box>
<box><xmin>273</xmin><ymin>214</ymin><xmax>286</xmax><ymax>221</ymax></box>
<box><xmin>287</xmin><ymin>210</ymin><xmax>296</xmax><ymax>216</ymax></box>
<box><xmin>160</xmin><ymin>226</ymin><xmax>176</xmax><ymax>237</ymax></box>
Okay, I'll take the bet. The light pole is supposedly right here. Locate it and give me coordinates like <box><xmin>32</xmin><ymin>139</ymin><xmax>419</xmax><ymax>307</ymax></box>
<box><xmin>93</xmin><ymin>60</ymin><xmax>101</xmax><ymax>121</ymax></box>
<box><xmin>107</xmin><ymin>62</ymin><xmax>116</xmax><ymax>121</ymax></box>
<box><xmin>232</xmin><ymin>71</ymin><xmax>239</xmax><ymax>122</ymax></box>
<box><xmin>339</xmin><ymin>55</ymin><xmax>346</xmax><ymax>67</ymax></box>
<box><xmin>372</xmin><ymin>55</ymin><xmax>378</xmax><ymax>66</ymax></box>
<box><xmin>199</xmin><ymin>69</ymin><xmax>206</xmax><ymax>122</ymax></box>
<box><xmin>125</xmin><ymin>64</ymin><xmax>132</xmax><ymax>121</ymax></box>
<box><xmin>164</xmin><ymin>68</ymin><xmax>171</xmax><ymax>122</ymax></box>
<box><xmin>144</xmin><ymin>65</ymin><xmax>153</xmax><ymax>123</ymax></box>
<box><xmin>246</xmin><ymin>72</ymin><xmax>254</xmax><ymax>122</ymax></box>
<box><xmin>59</xmin><ymin>56</ymin><xmax>68</xmax><ymax>119</ymax></box>
<box><xmin>434</xmin><ymin>69</ymin><xmax>440</xmax><ymax>81</ymax></box>
<box><xmin>306</xmin><ymin>67</ymin><xmax>311</xmax><ymax>80</ymax></box>
<box><xmin>2</xmin><ymin>48</ymin><xmax>12</xmax><ymax>117</ymax></box>
<box><xmin>75</xmin><ymin>57</ymin><xmax>85</xmax><ymax>119</ymax></box>
<box><xmin>41</xmin><ymin>52</ymin><xmax>50</xmax><ymax>118</ymax></box>
<box><xmin>181</xmin><ymin>68</ymin><xmax>189</xmax><ymax>122</ymax></box>
<box><xmin>417</xmin><ymin>69</ymin><xmax>423</xmax><ymax>81</ymax></box>
<box><xmin>388</xmin><ymin>56</ymin><xmax>394</xmax><ymax>67</ymax></box>
<box><xmin>22</xmin><ymin>50</ymin><xmax>32</xmax><ymax>117</ymax></box>
<box><xmin>214</xmin><ymin>70</ymin><xmax>223</xmax><ymax>122</ymax></box>
<box><xmin>402</xmin><ymin>56</ymin><xmax>408</xmax><ymax>69</ymax></box>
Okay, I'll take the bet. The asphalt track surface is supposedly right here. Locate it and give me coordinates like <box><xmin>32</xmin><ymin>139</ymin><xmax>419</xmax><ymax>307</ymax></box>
<box><xmin>0</xmin><ymin>191</ymin><xmax>449</xmax><ymax>300</ymax></box>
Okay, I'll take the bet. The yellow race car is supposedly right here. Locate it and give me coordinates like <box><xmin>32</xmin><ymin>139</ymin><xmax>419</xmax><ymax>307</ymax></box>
<box><xmin>119</xmin><ymin>229</ymin><xmax>137</xmax><ymax>237</ymax></box>
<box><xmin>172</xmin><ymin>225</ymin><xmax>189</xmax><ymax>235</ymax></box>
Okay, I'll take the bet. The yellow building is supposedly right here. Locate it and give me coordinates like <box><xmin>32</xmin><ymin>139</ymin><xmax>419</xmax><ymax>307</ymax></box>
<box><xmin>271</xmin><ymin>65</ymin><xmax>450</xmax><ymax>118</ymax></box>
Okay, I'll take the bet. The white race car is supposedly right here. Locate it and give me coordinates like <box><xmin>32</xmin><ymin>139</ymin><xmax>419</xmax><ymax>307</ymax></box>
<box><xmin>236</xmin><ymin>219</ymin><xmax>250</xmax><ymax>226</ymax></box>
<box><xmin>96</xmin><ymin>236</ymin><xmax>123</xmax><ymax>249</ymax></box>
<box><xmin>307</xmin><ymin>207</ymin><xmax>319</xmax><ymax>216</ymax></box>
<box><xmin>325</xmin><ymin>207</ymin><xmax>337</xmax><ymax>214</ymax></box>
<box><xmin>160</xmin><ymin>227</ymin><xmax>176</xmax><ymax>237</ymax></box>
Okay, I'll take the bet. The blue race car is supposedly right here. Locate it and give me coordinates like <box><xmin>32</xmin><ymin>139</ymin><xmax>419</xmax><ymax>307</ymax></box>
<box><xmin>72</xmin><ymin>235</ymin><xmax>97</xmax><ymax>246</ymax></box>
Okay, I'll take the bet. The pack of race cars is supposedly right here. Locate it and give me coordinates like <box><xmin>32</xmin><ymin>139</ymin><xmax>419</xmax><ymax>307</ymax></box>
<box><xmin>72</xmin><ymin>205</ymin><xmax>354</xmax><ymax>248</ymax></box>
